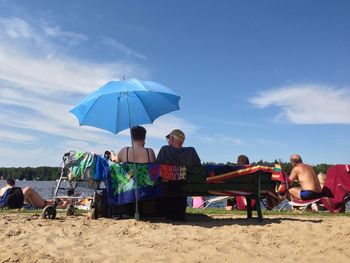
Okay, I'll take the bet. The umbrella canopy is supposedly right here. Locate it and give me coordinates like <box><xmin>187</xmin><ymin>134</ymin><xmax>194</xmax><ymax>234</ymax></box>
<box><xmin>70</xmin><ymin>78</ymin><xmax>181</xmax><ymax>134</ymax></box>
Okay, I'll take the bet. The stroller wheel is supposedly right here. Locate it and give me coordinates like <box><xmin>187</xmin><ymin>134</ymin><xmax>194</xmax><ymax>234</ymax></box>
<box><xmin>66</xmin><ymin>204</ymin><xmax>75</xmax><ymax>216</ymax></box>
<box><xmin>41</xmin><ymin>205</ymin><xmax>57</xmax><ymax>219</ymax></box>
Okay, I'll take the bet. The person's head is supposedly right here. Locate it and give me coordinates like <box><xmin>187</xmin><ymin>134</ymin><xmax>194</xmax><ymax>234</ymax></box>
<box><xmin>6</xmin><ymin>179</ymin><xmax>15</xmax><ymax>186</ymax></box>
<box><xmin>317</xmin><ymin>172</ymin><xmax>326</xmax><ymax>188</ymax></box>
<box><xmin>166</xmin><ymin>129</ymin><xmax>185</xmax><ymax>148</ymax></box>
<box><xmin>290</xmin><ymin>154</ymin><xmax>303</xmax><ymax>166</ymax></box>
<box><xmin>237</xmin><ymin>155</ymin><xmax>250</xmax><ymax>165</ymax></box>
<box><xmin>131</xmin><ymin>126</ymin><xmax>146</xmax><ymax>142</ymax></box>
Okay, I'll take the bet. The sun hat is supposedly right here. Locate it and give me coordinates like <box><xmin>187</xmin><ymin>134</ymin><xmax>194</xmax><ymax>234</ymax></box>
<box><xmin>166</xmin><ymin>129</ymin><xmax>185</xmax><ymax>140</ymax></box>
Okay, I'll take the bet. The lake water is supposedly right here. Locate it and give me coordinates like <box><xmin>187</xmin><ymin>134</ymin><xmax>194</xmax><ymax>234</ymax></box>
<box><xmin>0</xmin><ymin>180</ymin><xmax>94</xmax><ymax>199</ymax></box>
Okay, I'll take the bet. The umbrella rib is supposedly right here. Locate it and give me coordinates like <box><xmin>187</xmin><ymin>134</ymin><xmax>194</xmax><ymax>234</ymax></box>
<box><xmin>79</xmin><ymin>96</ymin><xmax>103</xmax><ymax>125</ymax></box>
<box><xmin>153</xmin><ymin>92</ymin><xmax>180</xmax><ymax>109</ymax></box>
<box><xmin>134</xmin><ymin>92</ymin><xmax>153</xmax><ymax>122</ymax></box>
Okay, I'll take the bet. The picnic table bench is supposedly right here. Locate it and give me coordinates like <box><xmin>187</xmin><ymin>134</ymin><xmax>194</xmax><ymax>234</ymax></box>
<box><xmin>161</xmin><ymin>165</ymin><xmax>280</xmax><ymax>222</ymax></box>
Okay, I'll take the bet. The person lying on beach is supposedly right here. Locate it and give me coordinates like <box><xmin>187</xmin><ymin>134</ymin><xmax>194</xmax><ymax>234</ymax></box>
<box><xmin>0</xmin><ymin>179</ymin><xmax>68</xmax><ymax>209</ymax></box>
<box><xmin>288</xmin><ymin>154</ymin><xmax>322</xmax><ymax>201</ymax></box>
<box><xmin>110</xmin><ymin>125</ymin><xmax>156</xmax><ymax>163</ymax></box>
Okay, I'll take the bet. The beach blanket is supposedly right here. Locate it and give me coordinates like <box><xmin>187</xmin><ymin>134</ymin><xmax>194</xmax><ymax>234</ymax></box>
<box><xmin>206</xmin><ymin>164</ymin><xmax>276</xmax><ymax>183</ymax></box>
<box><xmin>271</xmin><ymin>163</ymin><xmax>290</xmax><ymax>196</ymax></box>
<box><xmin>63</xmin><ymin>151</ymin><xmax>109</xmax><ymax>182</ymax></box>
<box><xmin>106</xmin><ymin>163</ymin><xmax>163</xmax><ymax>206</ymax></box>
<box><xmin>321</xmin><ymin>164</ymin><xmax>350</xmax><ymax>212</ymax></box>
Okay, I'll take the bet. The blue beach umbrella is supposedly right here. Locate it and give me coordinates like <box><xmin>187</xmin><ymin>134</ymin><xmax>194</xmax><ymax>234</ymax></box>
<box><xmin>70</xmin><ymin>78</ymin><xmax>181</xmax><ymax>220</ymax></box>
<box><xmin>70</xmin><ymin>78</ymin><xmax>181</xmax><ymax>134</ymax></box>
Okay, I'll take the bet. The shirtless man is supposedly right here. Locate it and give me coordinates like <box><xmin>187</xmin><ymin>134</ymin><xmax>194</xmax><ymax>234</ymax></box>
<box><xmin>288</xmin><ymin>154</ymin><xmax>322</xmax><ymax>201</ymax></box>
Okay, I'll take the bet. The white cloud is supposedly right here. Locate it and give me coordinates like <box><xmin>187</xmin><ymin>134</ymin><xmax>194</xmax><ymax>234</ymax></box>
<box><xmin>0</xmin><ymin>130</ymin><xmax>36</xmax><ymax>142</ymax></box>
<box><xmin>144</xmin><ymin>115</ymin><xmax>198</xmax><ymax>139</ymax></box>
<box><xmin>250</xmin><ymin>84</ymin><xmax>350</xmax><ymax>124</ymax></box>
<box><xmin>42</xmin><ymin>25</ymin><xmax>88</xmax><ymax>45</ymax></box>
<box><xmin>0</xmin><ymin>17</ymin><xmax>33</xmax><ymax>38</ymax></box>
<box><xmin>101</xmin><ymin>36</ymin><xmax>147</xmax><ymax>60</ymax></box>
<box><xmin>199</xmin><ymin>134</ymin><xmax>245</xmax><ymax>146</ymax></box>
<box><xmin>0</xmin><ymin>16</ymin><xmax>192</xmax><ymax>166</ymax></box>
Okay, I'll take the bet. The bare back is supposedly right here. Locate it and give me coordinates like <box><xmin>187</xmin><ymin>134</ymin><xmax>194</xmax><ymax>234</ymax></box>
<box><xmin>118</xmin><ymin>146</ymin><xmax>156</xmax><ymax>163</ymax></box>
<box><xmin>289</xmin><ymin>164</ymin><xmax>322</xmax><ymax>193</ymax></box>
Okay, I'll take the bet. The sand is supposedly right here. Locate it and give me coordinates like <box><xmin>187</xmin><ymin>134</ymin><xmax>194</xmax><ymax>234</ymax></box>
<box><xmin>0</xmin><ymin>213</ymin><xmax>349</xmax><ymax>263</ymax></box>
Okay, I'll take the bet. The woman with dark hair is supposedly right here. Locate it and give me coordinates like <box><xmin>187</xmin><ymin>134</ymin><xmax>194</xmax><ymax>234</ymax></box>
<box><xmin>110</xmin><ymin>125</ymin><xmax>156</xmax><ymax>163</ymax></box>
<box><xmin>237</xmin><ymin>154</ymin><xmax>250</xmax><ymax>165</ymax></box>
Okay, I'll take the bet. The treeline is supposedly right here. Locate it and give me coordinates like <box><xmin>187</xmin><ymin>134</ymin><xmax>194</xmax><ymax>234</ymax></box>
<box><xmin>0</xmin><ymin>162</ymin><xmax>332</xmax><ymax>181</ymax></box>
<box><xmin>0</xmin><ymin>167</ymin><xmax>61</xmax><ymax>181</ymax></box>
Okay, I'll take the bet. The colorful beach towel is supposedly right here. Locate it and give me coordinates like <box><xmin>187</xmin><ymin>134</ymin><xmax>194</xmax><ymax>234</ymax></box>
<box><xmin>64</xmin><ymin>151</ymin><xmax>95</xmax><ymax>181</ymax></box>
<box><xmin>63</xmin><ymin>151</ymin><xmax>109</xmax><ymax>182</ymax></box>
<box><xmin>159</xmin><ymin>164</ymin><xmax>187</xmax><ymax>181</ymax></box>
<box><xmin>206</xmin><ymin>165</ymin><xmax>275</xmax><ymax>183</ymax></box>
<box><xmin>106</xmin><ymin>163</ymin><xmax>163</xmax><ymax>206</ymax></box>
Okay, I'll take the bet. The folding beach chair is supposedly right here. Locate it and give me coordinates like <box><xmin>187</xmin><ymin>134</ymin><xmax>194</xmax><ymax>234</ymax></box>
<box><xmin>200</xmin><ymin>196</ymin><xmax>232</xmax><ymax>209</ymax></box>
<box><xmin>279</xmin><ymin>198</ymin><xmax>321</xmax><ymax>213</ymax></box>
<box><xmin>321</xmin><ymin>164</ymin><xmax>350</xmax><ymax>213</ymax></box>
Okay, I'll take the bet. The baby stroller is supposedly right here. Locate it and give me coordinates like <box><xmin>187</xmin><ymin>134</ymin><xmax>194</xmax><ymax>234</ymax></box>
<box><xmin>41</xmin><ymin>151</ymin><xmax>109</xmax><ymax>220</ymax></box>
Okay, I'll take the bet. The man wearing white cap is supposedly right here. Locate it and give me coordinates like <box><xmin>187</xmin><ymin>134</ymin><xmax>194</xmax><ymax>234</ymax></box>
<box><xmin>157</xmin><ymin>129</ymin><xmax>201</xmax><ymax>166</ymax></box>
<box><xmin>157</xmin><ymin>129</ymin><xmax>201</xmax><ymax>220</ymax></box>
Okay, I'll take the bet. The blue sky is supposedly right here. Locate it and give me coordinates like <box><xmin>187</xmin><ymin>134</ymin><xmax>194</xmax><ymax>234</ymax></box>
<box><xmin>0</xmin><ymin>0</ymin><xmax>349</xmax><ymax>167</ymax></box>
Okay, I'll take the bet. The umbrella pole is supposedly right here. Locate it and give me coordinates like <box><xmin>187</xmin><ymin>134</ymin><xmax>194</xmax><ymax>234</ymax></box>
<box><xmin>126</xmin><ymin>94</ymin><xmax>140</xmax><ymax>221</ymax></box>
<box><xmin>130</xmin><ymin>137</ymin><xmax>140</xmax><ymax>221</ymax></box>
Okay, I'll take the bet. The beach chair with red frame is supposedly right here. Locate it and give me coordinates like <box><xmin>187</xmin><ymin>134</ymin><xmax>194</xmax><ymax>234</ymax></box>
<box><xmin>321</xmin><ymin>164</ymin><xmax>350</xmax><ymax>213</ymax></box>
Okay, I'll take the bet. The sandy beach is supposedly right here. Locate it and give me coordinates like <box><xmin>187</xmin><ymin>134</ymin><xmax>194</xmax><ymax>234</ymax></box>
<box><xmin>1</xmin><ymin>213</ymin><xmax>349</xmax><ymax>263</ymax></box>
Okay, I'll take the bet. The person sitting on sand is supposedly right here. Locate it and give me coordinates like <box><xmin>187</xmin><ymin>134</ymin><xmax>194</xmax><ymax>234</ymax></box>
<box><xmin>288</xmin><ymin>154</ymin><xmax>322</xmax><ymax>201</ymax></box>
<box><xmin>110</xmin><ymin>125</ymin><xmax>156</xmax><ymax>163</ymax></box>
<box><xmin>0</xmin><ymin>179</ymin><xmax>67</xmax><ymax>209</ymax></box>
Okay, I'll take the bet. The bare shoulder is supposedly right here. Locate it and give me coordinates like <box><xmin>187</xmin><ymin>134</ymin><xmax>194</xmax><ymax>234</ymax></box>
<box><xmin>148</xmin><ymin>148</ymin><xmax>155</xmax><ymax>153</ymax></box>
<box><xmin>292</xmin><ymin>165</ymin><xmax>301</xmax><ymax>173</ymax></box>
<box><xmin>118</xmin><ymin>147</ymin><xmax>128</xmax><ymax>154</ymax></box>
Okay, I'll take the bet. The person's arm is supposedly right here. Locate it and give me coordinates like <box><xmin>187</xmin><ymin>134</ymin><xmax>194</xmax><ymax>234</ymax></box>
<box><xmin>110</xmin><ymin>149</ymin><xmax>123</xmax><ymax>163</ymax></box>
<box><xmin>148</xmin><ymin>148</ymin><xmax>156</xmax><ymax>163</ymax></box>
<box><xmin>192</xmin><ymin>148</ymin><xmax>201</xmax><ymax>166</ymax></box>
<box><xmin>118</xmin><ymin>147</ymin><xmax>127</xmax><ymax>163</ymax></box>
<box><xmin>289</xmin><ymin>167</ymin><xmax>299</xmax><ymax>185</ymax></box>
<box><xmin>156</xmin><ymin>146</ymin><xmax>165</xmax><ymax>163</ymax></box>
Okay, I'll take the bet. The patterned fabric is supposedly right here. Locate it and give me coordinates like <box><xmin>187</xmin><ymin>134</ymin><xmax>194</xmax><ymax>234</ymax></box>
<box><xmin>106</xmin><ymin>163</ymin><xmax>163</xmax><ymax>206</ymax></box>
<box><xmin>159</xmin><ymin>164</ymin><xmax>187</xmax><ymax>181</ymax></box>
<box><xmin>63</xmin><ymin>151</ymin><xmax>109</xmax><ymax>182</ymax></box>
<box><xmin>206</xmin><ymin>165</ymin><xmax>275</xmax><ymax>183</ymax></box>
<box><xmin>271</xmin><ymin>163</ymin><xmax>289</xmax><ymax>196</ymax></box>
